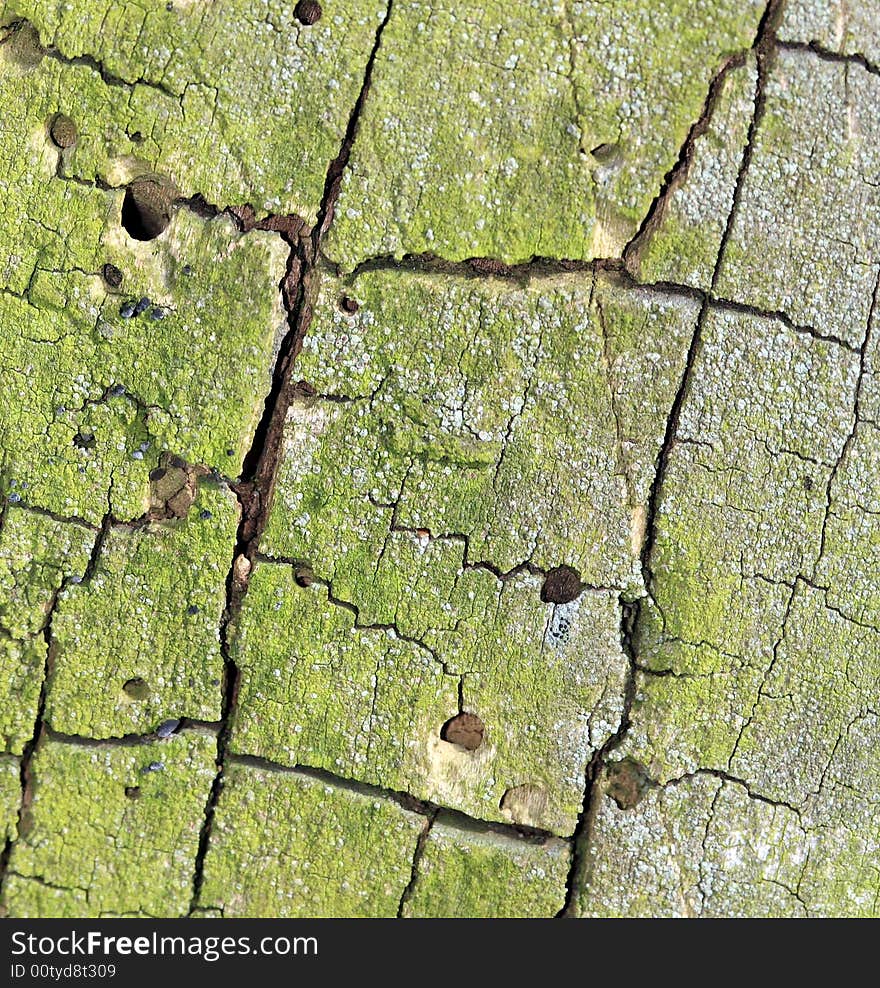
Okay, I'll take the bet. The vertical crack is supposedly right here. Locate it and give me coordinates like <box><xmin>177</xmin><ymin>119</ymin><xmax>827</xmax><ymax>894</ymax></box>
<box><xmin>0</xmin><ymin>514</ymin><xmax>109</xmax><ymax>902</ymax></box>
<box><xmin>622</xmin><ymin>51</ymin><xmax>748</xmax><ymax>270</ymax></box>
<box><xmin>188</xmin><ymin>2</ymin><xmax>395</xmax><ymax>911</ymax></box>
<box><xmin>559</xmin><ymin>0</ymin><xmax>787</xmax><ymax>917</ymax></box>
<box><xmin>557</xmin><ymin>595</ymin><xmax>639</xmax><ymax>917</ymax></box>
<box><xmin>815</xmin><ymin>266</ymin><xmax>879</xmax><ymax>573</ymax></box>
<box><xmin>396</xmin><ymin>809</ymin><xmax>436</xmax><ymax>918</ymax></box>
<box><xmin>640</xmin><ymin>0</ymin><xmax>785</xmax><ymax>598</ymax></box>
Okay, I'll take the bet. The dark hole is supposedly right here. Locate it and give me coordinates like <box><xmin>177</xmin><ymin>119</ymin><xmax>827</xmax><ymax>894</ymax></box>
<box><xmin>606</xmin><ymin>759</ymin><xmax>651</xmax><ymax>810</ymax></box>
<box><xmin>129</xmin><ymin>130</ymin><xmax>144</xmax><ymax>144</ymax></box>
<box><xmin>803</xmin><ymin>475</ymin><xmax>814</xmax><ymax>491</ymax></box>
<box><xmin>122</xmin><ymin>676</ymin><xmax>150</xmax><ymax>701</ymax></box>
<box><xmin>73</xmin><ymin>431</ymin><xmax>96</xmax><ymax>450</ymax></box>
<box><xmin>541</xmin><ymin>565</ymin><xmax>583</xmax><ymax>604</ymax></box>
<box><xmin>294</xmin><ymin>563</ymin><xmax>315</xmax><ymax>588</ymax></box>
<box><xmin>124</xmin><ymin>786</ymin><xmax>141</xmax><ymax>799</ymax></box>
<box><xmin>102</xmin><ymin>263</ymin><xmax>123</xmax><ymax>288</ymax></box>
<box><xmin>121</xmin><ymin>179</ymin><xmax>172</xmax><ymax>241</ymax></box>
<box><xmin>441</xmin><ymin>712</ymin><xmax>485</xmax><ymax>751</ymax></box>
<box><xmin>339</xmin><ymin>295</ymin><xmax>359</xmax><ymax>314</ymax></box>
<box><xmin>295</xmin><ymin>0</ymin><xmax>323</xmax><ymax>25</ymax></box>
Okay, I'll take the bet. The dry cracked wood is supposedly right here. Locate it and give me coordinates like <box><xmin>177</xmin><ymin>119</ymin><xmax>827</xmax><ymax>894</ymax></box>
<box><xmin>0</xmin><ymin>0</ymin><xmax>877</xmax><ymax>918</ymax></box>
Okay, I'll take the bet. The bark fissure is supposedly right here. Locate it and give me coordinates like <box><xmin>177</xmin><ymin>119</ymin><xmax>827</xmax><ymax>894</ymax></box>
<box><xmin>187</xmin><ymin>2</ymin><xmax>395</xmax><ymax>911</ymax></box>
<box><xmin>559</xmin><ymin>0</ymin><xmax>787</xmax><ymax>916</ymax></box>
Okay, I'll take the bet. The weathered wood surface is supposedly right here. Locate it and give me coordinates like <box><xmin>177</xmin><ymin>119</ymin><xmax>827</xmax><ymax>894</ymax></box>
<box><xmin>0</xmin><ymin>0</ymin><xmax>877</xmax><ymax>917</ymax></box>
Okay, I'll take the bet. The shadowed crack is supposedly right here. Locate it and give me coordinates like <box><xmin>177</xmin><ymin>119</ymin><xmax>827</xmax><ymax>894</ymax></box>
<box><xmin>0</xmin><ymin>514</ymin><xmax>108</xmax><ymax>903</ymax></box>
<box><xmin>814</xmin><ymin>267</ymin><xmax>879</xmax><ymax>572</ymax></box>
<box><xmin>622</xmin><ymin>51</ymin><xmax>749</xmax><ymax>268</ymax></box>
<box><xmin>397</xmin><ymin>810</ymin><xmax>437</xmax><ymax>917</ymax></box>
<box><xmin>227</xmin><ymin>752</ymin><xmax>561</xmax><ymax>843</ymax></box>
<box><xmin>557</xmin><ymin>594</ymin><xmax>639</xmax><ymax>916</ymax></box>
<box><xmin>187</xmin><ymin>1</ymin><xmax>396</xmax><ymax>913</ymax></box>
<box><xmin>559</xmin><ymin>0</ymin><xmax>787</xmax><ymax>917</ymax></box>
<box><xmin>778</xmin><ymin>38</ymin><xmax>880</xmax><ymax>80</ymax></box>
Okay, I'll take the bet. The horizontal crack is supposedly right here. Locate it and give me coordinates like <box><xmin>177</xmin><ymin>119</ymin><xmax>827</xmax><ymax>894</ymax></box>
<box><xmin>227</xmin><ymin>752</ymin><xmax>566</xmax><ymax>843</ymax></box>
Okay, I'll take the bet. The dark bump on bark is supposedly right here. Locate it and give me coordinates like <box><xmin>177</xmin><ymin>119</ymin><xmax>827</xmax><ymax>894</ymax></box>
<box><xmin>540</xmin><ymin>565</ymin><xmax>584</xmax><ymax>604</ymax></box>
<box><xmin>149</xmin><ymin>454</ymin><xmax>204</xmax><ymax>520</ymax></box>
<box><xmin>124</xmin><ymin>786</ymin><xmax>141</xmax><ymax>799</ymax></box>
<box><xmin>4</xmin><ymin>21</ymin><xmax>44</xmax><ymax>69</ymax></box>
<box><xmin>49</xmin><ymin>113</ymin><xmax>77</xmax><ymax>148</ymax></box>
<box><xmin>441</xmin><ymin>712</ymin><xmax>485</xmax><ymax>751</ymax></box>
<box><xmin>605</xmin><ymin>759</ymin><xmax>652</xmax><ymax>810</ymax></box>
<box><xmin>102</xmin><ymin>263</ymin><xmax>123</xmax><ymax>288</ymax></box>
<box><xmin>295</xmin><ymin>1</ymin><xmax>323</xmax><ymax>26</ymax></box>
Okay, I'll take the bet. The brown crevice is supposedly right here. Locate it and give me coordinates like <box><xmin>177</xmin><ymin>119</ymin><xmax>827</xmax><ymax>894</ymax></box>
<box><xmin>559</xmin><ymin>0</ymin><xmax>786</xmax><ymax>917</ymax></box>
<box><xmin>778</xmin><ymin>38</ymin><xmax>880</xmax><ymax>79</ymax></box>
<box><xmin>327</xmin><ymin>252</ymin><xmax>858</xmax><ymax>354</ymax></box>
<box><xmin>396</xmin><ymin>810</ymin><xmax>437</xmax><ymax>918</ymax></box>
<box><xmin>557</xmin><ymin>594</ymin><xmax>640</xmax><ymax>917</ymax></box>
<box><xmin>622</xmin><ymin>51</ymin><xmax>748</xmax><ymax>271</ymax></box>
<box><xmin>187</xmin><ymin>1</ymin><xmax>395</xmax><ymax>913</ymax></box>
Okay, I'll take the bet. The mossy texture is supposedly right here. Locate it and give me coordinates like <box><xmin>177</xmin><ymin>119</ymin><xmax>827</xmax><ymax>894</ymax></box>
<box><xmin>0</xmin><ymin>757</ymin><xmax>21</xmax><ymax>845</ymax></box>
<box><xmin>266</xmin><ymin>269</ymin><xmax>696</xmax><ymax>589</ymax></box>
<box><xmin>402</xmin><ymin>822</ymin><xmax>570</xmax><ymax>918</ymax></box>
<box><xmin>621</xmin><ymin>307</ymin><xmax>862</xmax><ymax>781</ymax></box>
<box><xmin>235</xmin><ymin>268</ymin><xmax>703</xmax><ymax>834</ymax></box>
<box><xmin>231</xmin><ymin>561</ymin><xmax>625</xmax><ymax>835</ymax></box>
<box><xmin>200</xmin><ymin>762</ymin><xmax>424</xmax><ymax>918</ymax></box>
<box><xmin>0</xmin><ymin>23</ymin><xmax>288</xmax><ymax>522</ymax></box>
<box><xmin>715</xmin><ymin>50</ymin><xmax>880</xmax><ymax>346</ymax></box>
<box><xmin>780</xmin><ymin>1</ymin><xmax>880</xmax><ymax>64</ymax></box>
<box><xmin>0</xmin><ymin>0</ymin><xmax>878</xmax><ymax>919</ymax></box>
<box><xmin>637</xmin><ymin>57</ymin><xmax>757</xmax><ymax>289</ymax></box>
<box><xmin>45</xmin><ymin>483</ymin><xmax>238</xmax><ymax>737</ymax></box>
<box><xmin>325</xmin><ymin>0</ymin><xmax>765</xmax><ymax>267</ymax></box>
<box><xmin>587</xmin><ymin>304</ymin><xmax>880</xmax><ymax>915</ymax></box>
<box><xmin>0</xmin><ymin>507</ymin><xmax>95</xmax><ymax>754</ymax></box>
<box><xmin>2</xmin><ymin>0</ymin><xmax>387</xmax><ymax>218</ymax></box>
<box><xmin>582</xmin><ymin>758</ymin><xmax>880</xmax><ymax>918</ymax></box>
<box><xmin>1</xmin><ymin>734</ymin><xmax>216</xmax><ymax>917</ymax></box>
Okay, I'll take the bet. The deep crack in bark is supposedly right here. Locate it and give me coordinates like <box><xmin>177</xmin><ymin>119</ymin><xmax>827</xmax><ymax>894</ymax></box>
<box><xmin>558</xmin><ymin>0</ymin><xmax>787</xmax><ymax>917</ymax></box>
<box><xmin>187</xmin><ymin>1</ymin><xmax>395</xmax><ymax>913</ymax></box>
<box><xmin>0</xmin><ymin>514</ymin><xmax>109</xmax><ymax>905</ymax></box>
